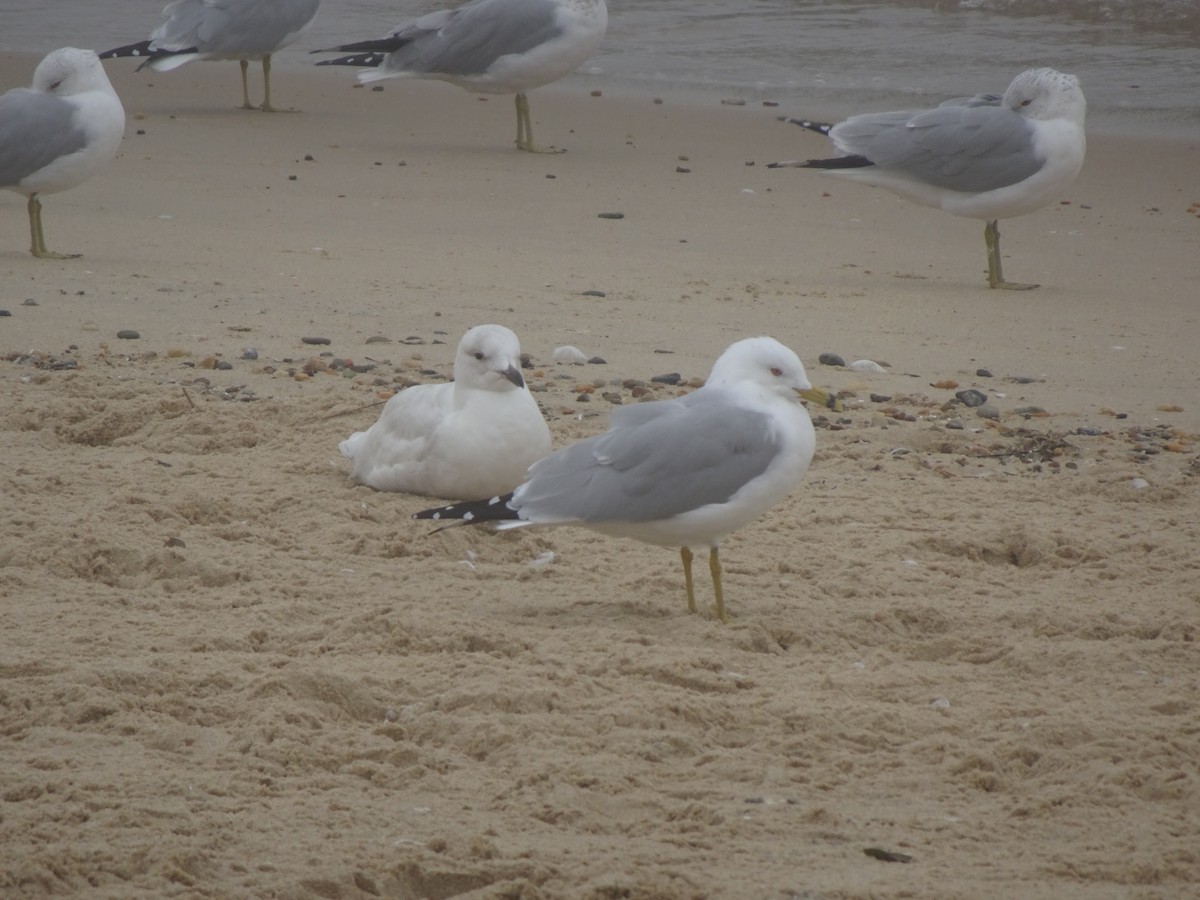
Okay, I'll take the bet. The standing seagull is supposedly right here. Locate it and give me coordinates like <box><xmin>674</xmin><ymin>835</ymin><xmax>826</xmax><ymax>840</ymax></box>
<box><xmin>769</xmin><ymin>68</ymin><xmax>1087</xmax><ymax>289</ymax></box>
<box><xmin>340</xmin><ymin>325</ymin><xmax>551</xmax><ymax>500</ymax></box>
<box><xmin>100</xmin><ymin>0</ymin><xmax>321</xmax><ymax>111</ymax></box>
<box><xmin>1</xmin><ymin>49</ymin><xmax>125</xmax><ymax>259</ymax></box>
<box><xmin>415</xmin><ymin>337</ymin><xmax>837</xmax><ymax>622</ymax></box>
<box><xmin>313</xmin><ymin>0</ymin><xmax>607</xmax><ymax>152</ymax></box>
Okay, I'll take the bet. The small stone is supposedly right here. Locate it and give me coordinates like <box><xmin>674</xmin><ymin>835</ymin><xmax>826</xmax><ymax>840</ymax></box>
<box><xmin>301</xmin><ymin>336</ymin><xmax>331</xmax><ymax>345</ymax></box>
<box><xmin>601</xmin><ymin>392</ymin><xmax>622</xmax><ymax>404</ymax></box>
<box><xmin>0</xmin><ymin>310</ymin><xmax>10</xmax><ymax>317</ymax></box>
<box><xmin>597</xmin><ymin>212</ymin><xmax>625</xmax><ymax>219</ymax></box>
<box><xmin>976</xmin><ymin>403</ymin><xmax>1001</xmax><ymax>420</ymax></box>
<box><xmin>580</xmin><ymin>290</ymin><xmax>606</xmax><ymax>297</ymax></box>
<box><xmin>241</xmin><ymin>347</ymin><xmax>259</xmax><ymax>360</ymax></box>
<box><xmin>22</xmin><ymin>298</ymin><xmax>38</xmax><ymax>306</ymax></box>
<box><xmin>1075</xmin><ymin>426</ymin><xmax>1102</xmax><ymax>436</ymax></box>
<box><xmin>215</xmin><ymin>360</ymin><xmax>233</xmax><ymax>370</ymax></box>
<box><xmin>164</xmin><ymin>537</ymin><xmax>186</xmax><ymax>548</ymax></box>
<box><xmin>576</xmin><ymin>392</ymin><xmax>590</xmax><ymax>402</ymax></box>
<box><xmin>365</xmin><ymin>335</ymin><xmax>391</xmax><ymax>344</ymax></box>
<box><xmin>869</xmin><ymin>393</ymin><xmax>891</xmax><ymax>403</ymax></box>
<box><xmin>288</xmin><ymin>175</ymin><xmax>297</xmax><ymax>181</ymax></box>
<box><xmin>675</xmin><ymin>166</ymin><xmax>691</xmax><ymax>174</ymax></box>
<box><xmin>976</xmin><ymin>368</ymin><xmax>993</xmax><ymax>378</ymax></box>
<box><xmin>955</xmin><ymin>389</ymin><xmax>988</xmax><ymax>408</ymax></box>
<box><xmin>818</xmin><ymin>353</ymin><xmax>846</xmax><ymax>367</ymax></box>
<box><xmin>944</xmin><ymin>419</ymin><xmax>965</xmax><ymax>430</ymax></box>
<box><xmin>651</xmin><ymin>372</ymin><xmax>681</xmax><ymax>385</ymax></box>
<box><xmin>588</xmin><ymin>357</ymin><xmax>607</xmax><ymax>365</ymax></box>
<box><xmin>720</xmin><ymin>98</ymin><xmax>746</xmax><ymax>106</ymax></box>
<box><xmin>116</xmin><ymin>329</ymin><xmax>140</xmax><ymax>340</ymax></box>
<box><xmin>1011</xmin><ymin>375</ymin><xmax>1038</xmax><ymax>384</ymax></box>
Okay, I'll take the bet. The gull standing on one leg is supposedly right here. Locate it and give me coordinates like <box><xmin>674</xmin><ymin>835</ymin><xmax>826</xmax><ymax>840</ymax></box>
<box><xmin>769</xmin><ymin>68</ymin><xmax>1086</xmax><ymax>289</ymax></box>
<box><xmin>415</xmin><ymin>337</ymin><xmax>838</xmax><ymax>622</ymax></box>
<box><xmin>100</xmin><ymin>0</ymin><xmax>321</xmax><ymax>111</ymax></box>
<box><xmin>1</xmin><ymin>49</ymin><xmax>125</xmax><ymax>259</ymax></box>
<box><xmin>313</xmin><ymin>0</ymin><xmax>607</xmax><ymax>153</ymax></box>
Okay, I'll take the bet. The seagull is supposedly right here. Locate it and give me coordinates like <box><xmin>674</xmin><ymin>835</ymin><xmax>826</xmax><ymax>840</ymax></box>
<box><xmin>313</xmin><ymin>0</ymin><xmax>608</xmax><ymax>152</ymax></box>
<box><xmin>340</xmin><ymin>324</ymin><xmax>551</xmax><ymax>500</ymax></box>
<box><xmin>1</xmin><ymin>48</ymin><xmax>126</xmax><ymax>259</ymax></box>
<box><xmin>100</xmin><ymin>0</ymin><xmax>321</xmax><ymax>111</ymax></box>
<box><xmin>414</xmin><ymin>337</ymin><xmax>838</xmax><ymax>622</ymax></box>
<box><xmin>768</xmin><ymin>68</ymin><xmax>1087</xmax><ymax>289</ymax></box>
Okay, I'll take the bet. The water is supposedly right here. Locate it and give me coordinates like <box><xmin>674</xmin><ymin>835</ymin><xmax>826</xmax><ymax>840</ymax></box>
<box><xmin>3</xmin><ymin>0</ymin><xmax>1197</xmax><ymax>135</ymax></box>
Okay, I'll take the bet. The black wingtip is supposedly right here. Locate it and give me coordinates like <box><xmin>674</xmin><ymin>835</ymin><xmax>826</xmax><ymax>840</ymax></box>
<box><xmin>313</xmin><ymin>52</ymin><xmax>386</xmax><ymax>68</ymax></box>
<box><xmin>779</xmin><ymin>116</ymin><xmax>835</xmax><ymax>136</ymax></box>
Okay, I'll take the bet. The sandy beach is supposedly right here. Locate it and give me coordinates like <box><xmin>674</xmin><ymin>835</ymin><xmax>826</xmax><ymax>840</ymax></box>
<box><xmin>2</xmin><ymin>53</ymin><xmax>1198</xmax><ymax>898</ymax></box>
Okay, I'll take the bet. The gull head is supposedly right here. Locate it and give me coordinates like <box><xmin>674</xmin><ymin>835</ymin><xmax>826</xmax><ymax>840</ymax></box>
<box><xmin>707</xmin><ymin>336</ymin><xmax>840</xmax><ymax>411</ymax></box>
<box><xmin>34</xmin><ymin>48</ymin><xmax>113</xmax><ymax>97</ymax></box>
<box><xmin>455</xmin><ymin>324</ymin><xmax>526</xmax><ymax>392</ymax></box>
<box><xmin>1004</xmin><ymin>67</ymin><xmax>1086</xmax><ymax>126</ymax></box>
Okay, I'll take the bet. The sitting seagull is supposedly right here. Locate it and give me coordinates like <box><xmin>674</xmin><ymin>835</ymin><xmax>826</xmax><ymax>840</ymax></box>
<box><xmin>340</xmin><ymin>324</ymin><xmax>551</xmax><ymax>500</ymax></box>
<box><xmin>313</xmin><ymin>0</ymin><xmax>608</xmax><ymax>152</ymax></box>
<box><xmin>1</xmin><ymin>49</ymin><xmax>125</xmax><ymax>259</ymax></box>
<box><xmin>415</xmin><ymin>337</ymin><xmax>838</xmax><ymax>622</ymax></box>
<box><xmin>100</xmin><ymin>0</ymin><xmax>321</xmax><ymax>111</ymax></box>
<box><xmin>768</xmin><ymin>68</ymin><xmax>1087</xmax><ymax>290</ymax></box>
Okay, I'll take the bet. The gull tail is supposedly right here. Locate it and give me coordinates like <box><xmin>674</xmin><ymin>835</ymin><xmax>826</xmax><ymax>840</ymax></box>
<box><xmin>413</xmin><ymin>492</ymin><xmax>521</xmax><ymax>532</ymax></box>
<box><xmin>313</xmin><ymin>51</ymin><xmax>387</xmax><ymax>68</ymax></box>
<box><xmin>779</xmin><ymin>116</ymin><xmax>834</xmax><ymax>137</ymax></box>
<box><xmin>99</xmin><ymin>41</ymin><xmax>198</xmax><ymax>72</ymax></box>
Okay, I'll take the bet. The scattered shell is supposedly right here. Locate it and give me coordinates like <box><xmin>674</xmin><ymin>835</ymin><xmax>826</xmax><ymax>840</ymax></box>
<box><xmin>553</xmin><ymin>345</ymin><xmax>588</xmax><ymax>365</ymax></box>
<box><xmin>527</xmin><ymin>551</ymin><xmax>556</xmax><ymax>569</ymax></box>
<box><xmin>1129</xmin><ymin>477</ymin><xmax>1150</xmax><ymax>490</ymax></box>
<box><xmin>848</xmin><ymin>359</ymin><xmax>887</xmax><ymax>374</ymax></box>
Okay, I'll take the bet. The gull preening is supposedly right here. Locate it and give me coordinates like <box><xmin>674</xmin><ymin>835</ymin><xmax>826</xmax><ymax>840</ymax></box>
<box><xmin>100</xmin><ymin>0</ymin><xmax>322</xmax><ymax>111</ymax></box>
<box><xmin>415</xmin><ymin>337</ymin><xmax>837</xmax><ymax>622</ymax></box>
<box><xmin>313</xmin><ymin>0</ymin><xmax>608</xmax><ymax>152</ymax></box>
<box><xmin>769</xmin><ymin>68</ymin><xmax>1087</xmax><ymax>289</ymax></box>
<box><xmin>340</xmin><ymin>325</ymin><xmax>551</xmax><ymax>500</ymax></box>
<box><xmin>1</xmin><ymin>49</ymin><xmax>126</xmax><ymax>259</ymax></box>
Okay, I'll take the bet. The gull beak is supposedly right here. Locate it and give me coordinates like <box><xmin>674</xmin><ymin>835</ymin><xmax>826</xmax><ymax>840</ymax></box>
<box><xmin>796</xmin><ymin>387</ymin><xmax>842</xmax><ymax>413</ymax></box>
<box><xmin>501</xmin><ymin>364</ymin><xmax>525</xmax><ymax>389</ymax></box>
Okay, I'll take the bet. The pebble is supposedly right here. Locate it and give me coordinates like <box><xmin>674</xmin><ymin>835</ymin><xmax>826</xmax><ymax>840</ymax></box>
<box><xmin>675</xmin><ymin>166</ymin><xmax>691</xmax><ymax>174</ymax></box>
<box><xmin>818</xmin><ymin>352</ymin><xmax>846</xmax><ymax>367</ymax></box>
<box><xmin>597</xmin><ymin>212</ymin><xmax>625</xmax><ymax>219</ymax></box>
<box><xmin>976</xmin><ymin>403</ymin><xmax>1001</xmax><ymax>420</ymax></box>
<box><xmin>301</xmin><ymin>336</ymin><xmax>331</xmax><ymax>345</ymax></box>
<box><xmin>580</xmin><ymin>290</ymin><xmax>606</xmax><ymax>297</ymax></box>
<box><xmin>1075</xmin><ymin>426</ymin><xmax>1103</xmax><ymax>436</ymax></box>
<box><xmin>0</xmin><ymin>310</ymin><xmax>10</xmax><ymax>317</ymax></box>
<box><xmin>116</xmin><ymin>329</ymin><xmax>140</xmax><ymax>340</ymax></box>
<box><xmin>955</xmin><ymin>388</ymin><xmax>988</xmax><ymax>408</ymax></box>
<box><xmin>23</xmin><ymin>298</ymin><xmax>38</xmax><ymax>306</ymax></box>
<box><xmin>365</xmin><ymin>335</ymin><xmax>391</xmax><ymax>344</ymax></box>
<box><xmin>215</xmin><ymin>360</ymin><xmax>233</xmax><ymax>371</ymax></box>
<box><xmin>588</xmin><ymin>356</ymin><xmax>607</xmax><ymax>365</ymax></box>
<box><xmin>944</xmin><ymin>419</ymin><xmax>965</xmax><ymax>430</ymax></box>
<box><xmin>1011</xmin><ymin>375</ymin><xmax>1038</xmax><ymax>384</ymax></box>
<box><xmin>651</xmin><ymin>372</ymin><xmax>681</xmax><ymax>385</ymax></box>
<box><xmin>241</xmin><ymin>347</ymin><xmax>259</xmax><ymax>360</ymax></box>
<box><xmin>976</xmin><ymin>368</ymin><xmax>994</xmax><ymax>378</ymax></box>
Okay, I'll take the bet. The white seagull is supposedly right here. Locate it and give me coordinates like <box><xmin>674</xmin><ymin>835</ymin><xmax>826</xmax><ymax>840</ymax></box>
<box><xmin>313</xmin><ymin>0</ymin><xmax>608</xmax><ymax>152</ymax></box>
<box><xmin>415</xmin><ymin>337</ymin><xmax>838</xmax><ymax>622</ymax></box>
<box><xmin>100</xmin><ymin>0</ymin><xmax>322</xmax><ymax>111</ymax></box>
<box><xmin>1</xmin><ymin>48</ymin><xmax>126</xmax><ymax>259</ymax></box>
<box><xmin>769</xmin><ymin>68</ymin><xmax>1087</xmax><ymax>289</ymax></box>
<box><xmin>340</xmin><ymin>324</ymin><xmax>551</xmax><ymax>500</ymax></box>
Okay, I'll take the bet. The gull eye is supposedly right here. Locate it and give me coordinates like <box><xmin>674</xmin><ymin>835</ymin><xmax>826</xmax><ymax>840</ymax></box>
<box><xmin>1021</xmin><ymin>99</ymin><xmax>1032</xmax><ymax>106</ymax></box>
<box><xmin>770</xmin><ymin>367</ymin><xmax>783</xmax><ymax>377</ymax></box>
<box><xmin>474</xmin><ymin>352</ymin><xmax>485</xmax><ymax>360</ymax></box>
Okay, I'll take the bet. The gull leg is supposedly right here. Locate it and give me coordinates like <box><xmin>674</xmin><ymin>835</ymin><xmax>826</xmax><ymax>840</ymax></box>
<box><xmin>515</xmin><ymin>92</ymin><xmax>564</xmax><ymax>154</ymax></box>
<box><xmin>27</xmin><ymin>195</ymin><xmax>76</xmax><ymax>260</ymax></box>
<box><xmin>680</xmin><ymin>547</ymin><xmax>697</xmax><ymax>614</ymax></box>
<box><xmin>238</xmin><ymin>59</ymin><xmax>254</xmax><ymax>109</ymax></box>
<box><xmin>709</xmin><ymin>547</ymin><xmax>728</xmax><ymax>623</ymax></box>
<box><xmin>985</xmin><ymin>220</ymin><xmax>1038</xmax><ymax>290</ymax></box>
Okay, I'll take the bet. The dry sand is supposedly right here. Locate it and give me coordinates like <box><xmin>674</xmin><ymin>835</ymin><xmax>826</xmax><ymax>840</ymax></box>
<box><xmin>2</xmin><ymin>54</ymin><xmax>1198</xmax><ymax>898</ymax></box>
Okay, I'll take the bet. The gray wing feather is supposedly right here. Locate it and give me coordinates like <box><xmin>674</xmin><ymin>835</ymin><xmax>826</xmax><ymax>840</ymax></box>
<box><xmin>153</xmin><ymin>0</ymin><xmax>320</xmax><ymax>54</ymax></box>
<box><xmin>832</xmin><ymin>104</ymin><xmax>1044</xmax><ymax>194</ymax></box>
<box><xmin>385</xmin><ymin>0</ymin><xmax>566</xmax><ymax>77</ymax></box>
<box><xmin>515</xmin><ymin>392</ymin><xmax>780</xmax><ymax>524</ymax></box>
<box><xmin>0</xmin><ymin>90</ymin><xmax>87</xmax><ymax>188</ymax></box>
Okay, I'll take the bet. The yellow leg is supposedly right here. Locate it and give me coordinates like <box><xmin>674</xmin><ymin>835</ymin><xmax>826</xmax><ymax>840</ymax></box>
<box><xmin>709</xmin><ymin>547</ymin><xmax>728</xmax><ymax>623</ymax></box>
<box><xmin>27</xmin><ymin>195</ymin><xmax>76</xmax><ymax>260</ymax></box>
<box><xmin>985</xmin><ymin>219</ymin><xmax>1038</xmax><ymax>290</ymax></box>
<box><xmin>514</xmin><ymin>92</ymin><xmax>564</xmax><ymax>153</ymax></box>
<box><xmin>680</xmin><ymin>546</ymin><xmax>696</xmax><ymax>614</ymax></box>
